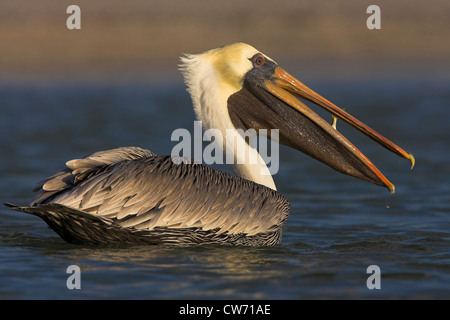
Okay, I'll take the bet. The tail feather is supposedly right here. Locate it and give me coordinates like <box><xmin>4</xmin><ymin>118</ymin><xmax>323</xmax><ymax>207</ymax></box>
<box><xmin>3</xmin><ymin>202</ymin><xmax>161</xmax><ymax>245</ymax></box>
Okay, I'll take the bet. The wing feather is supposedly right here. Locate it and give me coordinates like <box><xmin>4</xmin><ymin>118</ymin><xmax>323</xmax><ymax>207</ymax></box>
<box><xmin>31</xmin><ymin>147</ymin><xmax>290</xmax><ymax>236</ymax></box>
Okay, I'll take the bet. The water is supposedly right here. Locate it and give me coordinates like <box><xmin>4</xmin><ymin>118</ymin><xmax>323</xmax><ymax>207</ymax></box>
<box><xmin>0</xmin><ymin>74</ymin><xmax>449</xmax><ymax>299</ymax></box>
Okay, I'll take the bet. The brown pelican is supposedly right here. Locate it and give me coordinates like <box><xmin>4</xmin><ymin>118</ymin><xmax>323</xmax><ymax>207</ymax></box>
<box><xmin>5</xmin><ymin>43</ymin><xmax>414</xmax><ymax>246</ymax></box>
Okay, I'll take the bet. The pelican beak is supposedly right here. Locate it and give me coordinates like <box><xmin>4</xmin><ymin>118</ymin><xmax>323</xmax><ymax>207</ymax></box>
<box><xmin>264</xmin><ymin>67</ymin><xmax>414</xmax><ymax>194</ymax></box>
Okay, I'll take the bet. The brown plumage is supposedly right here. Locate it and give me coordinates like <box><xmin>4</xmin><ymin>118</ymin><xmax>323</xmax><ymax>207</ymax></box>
<box><xmin>5</xmin><ymin>147</ymin><xmax>290</xmax><ymax>246</ymax></box>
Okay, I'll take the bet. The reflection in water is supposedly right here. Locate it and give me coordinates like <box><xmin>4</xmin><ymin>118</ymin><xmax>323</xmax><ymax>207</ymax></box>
<box><xmin>3</xmin><ymin>220</ymin><xmax>448</xmax><ymax>299</ymax></box>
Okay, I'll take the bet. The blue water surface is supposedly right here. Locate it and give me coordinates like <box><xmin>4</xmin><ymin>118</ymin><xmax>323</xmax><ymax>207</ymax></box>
<box><xmin>0</xmin><ymin>72</ymin><xmax>449</xmax><ymax>299</ymax></box>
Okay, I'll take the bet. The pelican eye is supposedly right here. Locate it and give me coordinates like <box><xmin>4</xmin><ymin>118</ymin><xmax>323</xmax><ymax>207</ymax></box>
<box><xmin>251</xmin><ymin>53</ymin><xmax>265</xmax><ymax>68</ymax></box>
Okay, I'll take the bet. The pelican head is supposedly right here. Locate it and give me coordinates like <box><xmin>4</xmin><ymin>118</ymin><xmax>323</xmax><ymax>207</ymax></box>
<box><xmin>180</xmin><ymin>42</ymin><xmax>414</xmax><ymax>193</ymax></box>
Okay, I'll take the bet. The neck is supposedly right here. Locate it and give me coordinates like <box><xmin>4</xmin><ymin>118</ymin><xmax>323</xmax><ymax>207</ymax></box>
<box><xmin>181</xmin><ymin>53</ymin><xmax>277</xmax><ymax>190</ymax></box>
<box><xmin>227</xmin><ymin>138</ymin><xmax>277</xmax><ymax>190</ymax></box>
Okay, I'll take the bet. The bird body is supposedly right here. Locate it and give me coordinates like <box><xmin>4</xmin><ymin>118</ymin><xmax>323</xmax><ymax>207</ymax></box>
<box><xmin>6</xmin><ymin>148</ymin><xmax>289</xmax><ymax>246</ymax></box>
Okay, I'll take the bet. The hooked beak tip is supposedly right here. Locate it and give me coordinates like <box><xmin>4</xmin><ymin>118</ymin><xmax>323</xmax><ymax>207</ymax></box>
<box><xmin>388</xmin><ymin>184</ymin><xmax>395</xmax><ymax>194</ymax></box>
<box><xmin>408</xmin><ymin>153</ymin><xmax>415</xmax><ymax>170</ymax></box>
